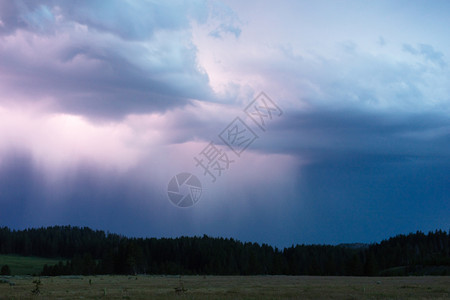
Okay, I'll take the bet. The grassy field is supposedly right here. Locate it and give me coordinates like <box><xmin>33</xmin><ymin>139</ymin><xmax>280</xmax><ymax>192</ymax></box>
<box><xmin>0</xmin><ymin>275</ymin><xmax>448</xmax><ymax>299</ymax></box>
<box><xmin>0</xmin><ymin>255</ymin><xmax>62</xmax><ymax>276</ymax></box>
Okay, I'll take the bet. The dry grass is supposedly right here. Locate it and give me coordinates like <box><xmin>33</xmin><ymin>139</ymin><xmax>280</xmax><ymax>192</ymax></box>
<box><xmin>0</xmin><ymin>275</ymin><xmax>449</xmax><ymax>299</ymax></box>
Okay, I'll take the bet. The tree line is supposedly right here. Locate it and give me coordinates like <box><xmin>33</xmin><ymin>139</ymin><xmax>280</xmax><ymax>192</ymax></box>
<box><xmin>0</xmin><ymin>226</ymin><xmax>448</xmax><ymax>276</ymax></box>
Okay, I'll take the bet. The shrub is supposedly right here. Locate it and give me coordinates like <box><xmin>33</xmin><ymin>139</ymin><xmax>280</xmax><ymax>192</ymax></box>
<box><xmin>0</xmin><ymin>265</ymin><xmax>11</xmax><ymax>275</ymax></box>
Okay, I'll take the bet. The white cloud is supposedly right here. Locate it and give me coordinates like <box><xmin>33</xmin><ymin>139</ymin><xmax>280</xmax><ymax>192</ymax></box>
<box><xmin>193</xmin><ymin>8</ymin><xmax>450</xmax><ymax>114</ymax></box>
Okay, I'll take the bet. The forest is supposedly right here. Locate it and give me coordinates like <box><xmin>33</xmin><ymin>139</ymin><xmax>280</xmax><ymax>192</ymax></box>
<box><xmin>0</xmin><ymin>226</ymin><xmax>448</xmax><ymax>276</ymax></box>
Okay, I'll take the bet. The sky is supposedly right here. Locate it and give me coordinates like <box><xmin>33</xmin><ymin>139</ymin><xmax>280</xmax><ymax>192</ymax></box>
<box><xmin>0</xmin><ymin>0</ymin><xmax>449</xmax><ymax>248</ymax></box>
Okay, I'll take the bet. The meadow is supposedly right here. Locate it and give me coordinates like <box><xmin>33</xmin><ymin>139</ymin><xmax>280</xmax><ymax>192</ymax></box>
<box><xmin>0</xmin><ymin>275</ymin><xmax>449</xmax><ymax>299</ymax></box>
<box><xmin>0</xmin><ymin>255</ymin><xmax>61</xmax><ymax>276</ymax></box>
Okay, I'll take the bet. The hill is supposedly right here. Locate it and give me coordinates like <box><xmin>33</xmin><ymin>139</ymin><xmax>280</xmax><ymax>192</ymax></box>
<box><xmin>0</xmin><ymin>226</ymin><xmax>448</xmax><ymax>276</ymax></box>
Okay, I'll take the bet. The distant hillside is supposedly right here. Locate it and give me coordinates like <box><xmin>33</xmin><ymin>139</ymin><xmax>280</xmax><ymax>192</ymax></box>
<box><xmin>0</xmin><ymin>226</ymin><xmax>448</xmax><ymax>276</ymax></box>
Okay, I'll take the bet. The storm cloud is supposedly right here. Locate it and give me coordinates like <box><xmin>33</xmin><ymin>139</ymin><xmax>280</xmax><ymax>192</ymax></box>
<box><xmin>0</xmin><ymin>0</ymin><xmax>449</xmax><ymax>247</ymax></box>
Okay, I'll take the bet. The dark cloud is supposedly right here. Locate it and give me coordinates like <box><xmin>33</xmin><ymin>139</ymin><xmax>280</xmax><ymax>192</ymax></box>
<box><xmin>0</xmin><ymin>149</ymin><xmax>182</xmax><ymax>237</ymax></box>
<box><xmin>0</xmin><ymin>135</ymin><xmax>448</xmax><ymax>247</ymax></box>
<box><xmin>0</xmin><ymin>149</ymin><xmax>297</xmax><ymax>246</ymax></box>
<box><xmin>294</xmin><ymin>152</ymin><xmax>450</xmax><ymax>244</ymax></box>
<box><xmin>0</xmin><ymin>0</ymin><xmax>448</xmax><ymax>247</ymax></box>
<box><xmin>249</xmin><ymin>108</ymin><xmax>450</xmax><ymax>244</ymax></box>
<box><xmin>263</xmin><ymin>108</ymin><xmax>450</xmax><ymax>160</ymax></box>
<box><xmin>0</xmin><ymin>1</ymin><xmax>236</xmax><ymax>119</ymax></box>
